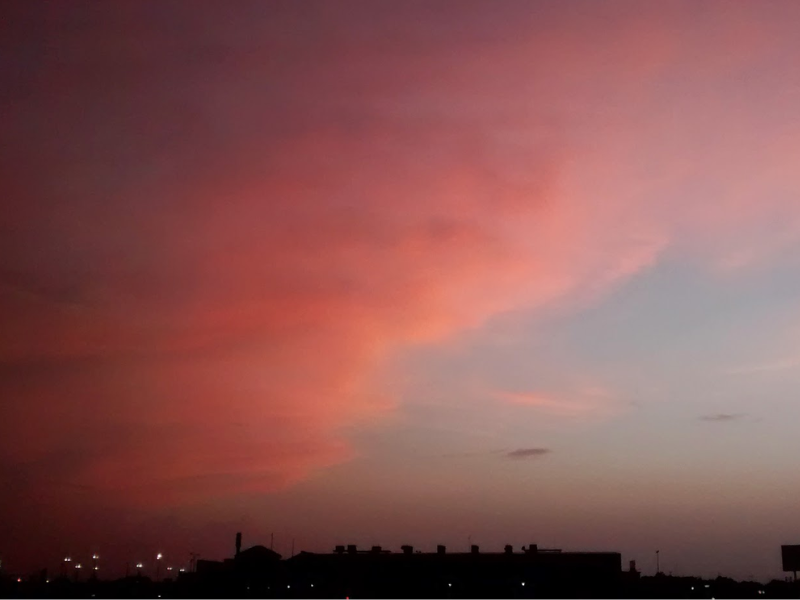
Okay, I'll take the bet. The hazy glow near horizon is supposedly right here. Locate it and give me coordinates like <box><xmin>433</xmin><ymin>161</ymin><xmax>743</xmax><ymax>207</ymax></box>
<box><xmin>2</xmin><ymin>0</ymin><xmax>800</xmax><ymax>582</ymax></box>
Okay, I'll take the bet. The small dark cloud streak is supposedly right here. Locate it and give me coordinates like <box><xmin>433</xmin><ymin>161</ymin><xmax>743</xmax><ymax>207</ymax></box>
<box><xmin>699</xmin><ymin>413</ymin><xmax>746</xmax><ymax>422</ymax></box>
<box><xmin>506</xmin><ymin>448</ymin><xmax>551</xmax><ymax>459</ymax></box>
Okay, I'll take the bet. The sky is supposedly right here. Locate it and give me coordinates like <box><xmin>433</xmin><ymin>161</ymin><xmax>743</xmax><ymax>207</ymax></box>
<box><xmin>2</xmin><ymin>0</ymin><xmax>800</xmax><ymax>582</ymax></box>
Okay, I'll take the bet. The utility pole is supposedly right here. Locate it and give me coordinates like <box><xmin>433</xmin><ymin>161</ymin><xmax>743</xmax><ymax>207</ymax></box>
<box><xmin>656</xmin><ymin>550</ymin><xmax>660</xmax><ymax>575</ymax></box>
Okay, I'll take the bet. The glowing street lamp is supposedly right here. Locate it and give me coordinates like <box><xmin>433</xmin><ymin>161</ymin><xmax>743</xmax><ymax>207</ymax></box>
<box><xmin>136</xmin><ymin>562</ymin><xmax>144</xmax><ymax>577</ymax></box>
<box><xmin>62</xmin><ymin>557</ymin><xmax>72</xmax><ymax>578</ymax></box>
<box><xmin>156</xmin><ymin>553</ymin><xmax>163</xmax><ymax>581</ymax></box>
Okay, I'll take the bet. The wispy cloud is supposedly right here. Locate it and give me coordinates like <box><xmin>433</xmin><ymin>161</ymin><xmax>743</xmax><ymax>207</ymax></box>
<box><xmin>725</xmin><ymin>355</ymin><xmax>800</xmax><ymax>375</ymax></box>
<box><xmin>493</xmin><ymin>387</ymin><xmax>620</xmax><ymax>419</ymax></box>
<box><xmin>506</xmin><ymin>448</ymin><xmax>551</xmax><ymax>459</ymax></box>
<box><xmin>699</xmin><ymin>413</ymin><xmax>746</xmax><ymax>423</ymax></box>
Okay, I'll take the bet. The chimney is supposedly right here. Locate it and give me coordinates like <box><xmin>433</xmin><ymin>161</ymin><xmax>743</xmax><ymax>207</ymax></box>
<box><xmin>235</xmin><ymin>532</ymin><xmax>242</xmax><ymax>557</ymax></box>
<box><xmin>401</xmin><ymin>545</ymin><xmax>413</xmax><ymax>555</ymax></box>
<box><xmin>334</xmin><ymin>545</ymin><xmax>345</xmax><ymax>554</ymax></box>
<box><xmin>347</xmin><ymin>545</ymin><xmax>357</xmax><ymax>555</ymax></box>
<box><xmin>437</xmin><ymin>545</ymin><xmax>446</xmax><ymax>555</ymax></box>
<box><xmin>504</xmin><ymin>545</ymin><xmax>513</xmax><ymax>554</ymax></box>
<box><xmin>629</xmin><ymin>560</ymin><xmax>637</xmax><ymax>573</ymax></box>
<box><xmin>471</xmin><ymin>545</ymin><xmax>479</xmax><ymax>554</ymax></box>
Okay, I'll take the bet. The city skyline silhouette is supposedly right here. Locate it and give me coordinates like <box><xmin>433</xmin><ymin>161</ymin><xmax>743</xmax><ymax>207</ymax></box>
<box><xmin>3</xmin><ymin>1</ymin><xmax>800</xmax><ymax>594</ymax></box>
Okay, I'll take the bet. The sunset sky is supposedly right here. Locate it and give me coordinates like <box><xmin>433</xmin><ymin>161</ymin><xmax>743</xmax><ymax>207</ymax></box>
<box><xmin>2</xmin><ymin>0</ymin><xmax>800</xmax><ymax>582</ymax></box>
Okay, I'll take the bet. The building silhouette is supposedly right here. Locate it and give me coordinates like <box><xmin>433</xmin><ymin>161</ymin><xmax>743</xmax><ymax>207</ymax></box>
<box><xmin>189</xmin><ymin>536</ymin><xmax>622</xmax><ymax>598</ymax></box>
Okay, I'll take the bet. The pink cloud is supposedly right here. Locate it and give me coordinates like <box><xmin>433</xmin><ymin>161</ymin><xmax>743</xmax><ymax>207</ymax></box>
<box><xmin>493</xmin><ymin>388</ymin><xmax>621</xmax><ymax>420</ymax></box>
<box><xmin>2</xmin><ymin>1</ymin><xmax>800</xmax><ymax>570</ymax></box>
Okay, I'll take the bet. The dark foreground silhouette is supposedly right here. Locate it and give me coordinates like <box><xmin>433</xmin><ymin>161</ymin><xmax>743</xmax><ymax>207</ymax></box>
<box><xmin>3</xmin><ymin>535</ymin><xmax>799</xmax><ymax>599</ymax></box>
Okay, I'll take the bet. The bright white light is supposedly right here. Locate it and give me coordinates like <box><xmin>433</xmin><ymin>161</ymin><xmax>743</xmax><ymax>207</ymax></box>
<box><xmin>311</xmin><ymin>584</ymin><xmax>314</xmax><ymax>588</ymax></box>
<box><xmin>287</xmin><ymin>584</ymin><xmax>291</xmax><ymax>588</ymax></box>
<box><xmin>448</xmin><ymin>583</ymin><xmax>452</xmax><ymax>587</ymax></box>
<box><xmin>94</xmin><ymin>566</ymin><xmax>99</xmax><ymax>571</ymax></box>
<box><xmin>521</xmin><ymin>582</ymin><xmax>526</xmax><ymax>586</ymax></box>
<box><xmin>167</xmin><ymin>567</ymin><xmax>173</xmax><ymax>571</ymax></box>
<box><xmin>157</xmin><ymin>553</ymin><xmax>163</xmax><ymax>560</ymax></box>
<box><xmin>179</xmin><ymin>568</ymin><xmax>185</xmax><ymax>573</ymax></box>
<box><xmin>92</xmin><ymin>554</ymin><xmax>99</xmax><ymax>560</ymax></box>
<box><xmin>17</xmin><ymin>578</ymin><xmax>22</xmax><ymax>583</ymax></box>
<box><xmin>75</xmin><ymin>564</ymin><xmax>82</xmax><ymax>569</ymax></box>
<box><xmin>64</xmin><ymin>557</ymin><xmax>72</xmax><ymax>562</ymax></box>
<box><xmin>136</xmin><ymin>563</ymin><xmax>144</xmax><ymax>569</ymax></box>
<box><xmin>46</xmin><ymin>579</ymin><xmax>50</xmax><ymax>584</ymax></box>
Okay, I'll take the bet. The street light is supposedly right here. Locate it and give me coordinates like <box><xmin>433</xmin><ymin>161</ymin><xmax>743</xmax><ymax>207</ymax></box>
<box><xmin>156</xmin><ymin>553</ymin><xmax>163</xmax><ymax>582</ymax></box>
